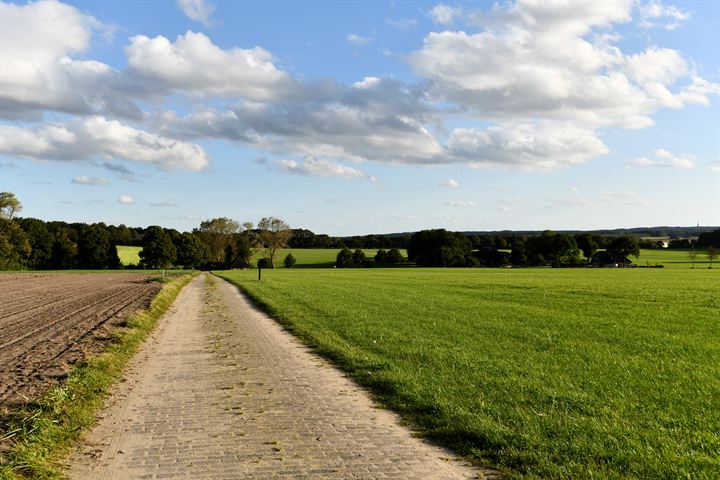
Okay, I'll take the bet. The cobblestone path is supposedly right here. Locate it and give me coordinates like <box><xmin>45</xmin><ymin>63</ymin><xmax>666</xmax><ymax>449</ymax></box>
<box><xmin>70</xmin><ymin>274</ymin><xmax>487</xmax><ymax>479</ymax></box>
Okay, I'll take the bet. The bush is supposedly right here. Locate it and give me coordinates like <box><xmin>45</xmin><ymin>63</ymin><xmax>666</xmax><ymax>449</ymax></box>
<box><xmin>257</xmin><ymin>257</ymin><xmax>272</xmax><ymax>269</ymax></box>
<box><xmin>283</xmin><ymin>253</ymin><xmax>296</xmax><ymax>268</ymax></box>
<box><xmin>386</xmin><ymin>248</ymin><xmax>404</xmax><ymax>266</ymax></box>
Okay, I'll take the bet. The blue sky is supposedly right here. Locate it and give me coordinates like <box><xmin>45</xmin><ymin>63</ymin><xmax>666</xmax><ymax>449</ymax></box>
<box><xmin>1</xmin><ymin>0</ymin><xmax>718</xmax><ymax>235</ymax></box>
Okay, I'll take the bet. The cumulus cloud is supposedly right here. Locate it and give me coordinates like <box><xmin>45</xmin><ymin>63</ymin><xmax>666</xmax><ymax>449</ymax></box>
<box><xmin>117</xmin><ymin>195</ymin><xmax>134</xmax><ymax>205</ymax></box>
<box><xmin>72</xmin><ymin>176</ymin><xmax>108</xmax><ymax>185</ymax></box>
<box><xmin>275</xmin><ymin>158</ymin><xmax>375</xmax><ymax>180</ymax></box>
<box><xmin>626</xmin><ymin>148</ymin><xmax>696</xmax><ymax>169</ymax></box>
<box><xmin>156</xmin><ymin>76</ymin><xmax>443</xmax><ymax>165</ymax></box>
<box><xmin>347</xmin><ymin>33</ymin><xmax>372</xmax><ymax>45</ymax></box>
<box><xmin>447</xmin><ymin>123</ymin><xmax>609</xmax><ymax>170</ymax></box>
<box><xmin>439</xmin><ymin>179</ymin><xmax>459</xmax><ymax>188</ymax></box>
<box><xmin>0</xmin><ymin>0</ymin><xmax>137</xmax><ymax>120</ymax></box>
<box><xmin>126</xmin><ymin>31</ymin><xmax>292</xmax><ymax>101</ymax></box>
<box><xmin>638</xmin><ymin>1</ymin><xmax>689</xmax><ymax>30</ymax></box>
<box><xmin>0</xmin><ymin>117</ymin><xmax>210</xmax><ymax>171</ymax></box>
<box><xmin>409</xmin><ymin>1</ymin><xmax>715</xmax><ymax>128</ymax></box>
<box><xmin>178</xmin><ymin>0</ymin><xmax>215</xmax><ymax>27</ymax></box>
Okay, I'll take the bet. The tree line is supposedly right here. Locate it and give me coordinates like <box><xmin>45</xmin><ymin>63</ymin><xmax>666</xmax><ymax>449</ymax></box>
<box><xmin>2</xmin><ymin>191</ymin><xmax>718</xmax><ymax>270</ymax></box>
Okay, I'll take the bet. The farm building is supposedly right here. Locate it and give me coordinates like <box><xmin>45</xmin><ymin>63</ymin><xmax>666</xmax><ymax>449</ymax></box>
<box><xmin>590</xmin><ymin>251</ymin><xmax>635</xmax><ymax>268</ymax></box>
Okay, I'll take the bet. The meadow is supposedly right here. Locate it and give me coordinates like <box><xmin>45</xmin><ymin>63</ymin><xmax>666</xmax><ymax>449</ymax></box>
<box><xmin>217</xmin><ymin>267</ymin><xmax>720</xmax><ymax>479</ymax></box>
<box><xmin>253</xmin><ymin>248</ymin><xmax>407</xmax><ymax>267</ymax></box>
<box><xmin>116</xmin><ymin>245</ymin><xmax>141</xmax><ymax>266</ymax></box>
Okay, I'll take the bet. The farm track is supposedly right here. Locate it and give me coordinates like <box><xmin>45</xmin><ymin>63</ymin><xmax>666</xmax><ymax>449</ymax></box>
<box><xmin>0</xmin><ymin>273</ymin><xmax>162</xmax><ymax>408</ymax></box>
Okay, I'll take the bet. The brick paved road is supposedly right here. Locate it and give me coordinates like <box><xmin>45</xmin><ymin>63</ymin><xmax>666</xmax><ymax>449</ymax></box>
<box><xmin>70</xmin><ymin>274</ymin><xmax>490</xmax><ymax>479</ymax></box>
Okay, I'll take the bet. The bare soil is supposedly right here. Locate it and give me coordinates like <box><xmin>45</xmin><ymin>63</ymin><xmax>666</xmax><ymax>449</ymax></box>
<box><xmin>0</xmin><ymin>273</ymin><xmax>162</xmax><ymax>410</ymax></box>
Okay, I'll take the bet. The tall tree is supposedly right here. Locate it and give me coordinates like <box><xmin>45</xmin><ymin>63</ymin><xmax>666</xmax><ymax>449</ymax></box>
<box><xmin>607</xmin><ymin>236</ymin><xmax>640</xmax><ymax>262</ymax></box>
<box><xmin>0</xmin><ymin>192</ymin><xmax>22</xmax><ymax>220</ymax></box>
<box><xmin>196</xmin><ymin>218</ymin><xmax>240</xmax><ymax>264</ymax></box>
<box><xmin>257</xmin><ymin>217</ymin><xmax>292</xmax><ymax>268</ymax></box>
<box><xmin>77</xmin><ymin>224</ymin><xmax>121</xmax><ymax>269</ymax></box>
<box><xmin>139</xmin><ymin>226</ymin><xmax>177</xmax><ymax>268</ymax></box>
<box><xmin>0</xmin><ymin>218</ymin><xmax>31</xmax><ymax>269</ymax></box>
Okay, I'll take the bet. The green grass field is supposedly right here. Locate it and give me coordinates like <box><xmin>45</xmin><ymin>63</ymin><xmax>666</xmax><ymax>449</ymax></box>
<box><xmin>253</xmin><ymin>248</ymin><xmax>407</xmax><ymax>268</ymax></box>
<box><xmin>217</xmin><ymin>268</ymin><xmax>720</xmax><ymax>479</ymax></box>
<box><xmin>116</xmin><ymin>245</ymin><xmax>141</xmax><ymax>266</ymax></box>
<box><xmin>637</xmin><ymin>248</ymin><xmax>714</xmax><ymax>268</ymax></box>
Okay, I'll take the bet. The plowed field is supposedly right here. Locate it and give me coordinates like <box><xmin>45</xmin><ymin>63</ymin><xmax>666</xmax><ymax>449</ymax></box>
<box><xmin>0</xmin><ymin>273</ymin><xmax>163</xmax><ymax>409</ymax></box>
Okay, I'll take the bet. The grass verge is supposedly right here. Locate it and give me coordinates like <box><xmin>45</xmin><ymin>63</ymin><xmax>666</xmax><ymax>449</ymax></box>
<box><xmin>0</xmin><ymin>273</ymin><xmax>197</xmax><ymax>480</ymax></box>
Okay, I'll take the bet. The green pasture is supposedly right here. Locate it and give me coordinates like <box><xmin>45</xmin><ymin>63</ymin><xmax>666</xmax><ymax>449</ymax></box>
<box><xmin>252</xmin><ymin>248</ymin><xmax>407</xmax><ymax>268</ymax></box>
<box><xmin>217</xmin><ymin>268</ymin><xmax>720</xmax><ymax>479</ymax></box>
<box><xmin>116</xmin><ymin>245</ymin><xmax>141</xmax><ymax>266</ymax></box>
<box><xmin>638</xmin><ymin>248</ymin><xmax>714</xmax><ymax>268</ymax></box>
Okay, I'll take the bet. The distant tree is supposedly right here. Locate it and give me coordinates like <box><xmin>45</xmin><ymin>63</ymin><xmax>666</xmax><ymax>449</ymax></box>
<box><xmin>526</xmin><ymin>231</ymin><xmax>581</xmax><ymax>267</ymax></box>
<box><xmin>18</xmin><ymin>218</ymin><xmax>53</xmax><ymax>269</ymax></box>
<box><xmin>336</xmin><ymin>247</ymin><xmax>354</xmax><ymax>267</ymax></box>
<box><xmin>607</xmin><ymin>236</ymin><xmax>640</xmax><ymax>262</ymax></box>
<box><xmin>687</xmin><ymin>249</ymin><xmax>698</xmax><ymax>269</ymax></box>
<box><xmin>257</xmin><ymin>217</ymin><xmax>292</xmax><ymax>268</ymax></box>
<box><xmin>283</xmin><ymin>252</ymin><xmax>297</xmax><ymax>268</ymax></box>
<box><xmin>407</xmin><ymin>229</ymin><xmax>472</xmax><ymax>267</ymax></box>
<box><xmin>707</xmin><ymin>246</ymin><xmax>718</xmax><ymax>269</ymax></box>
<box><xmin>510</xmin><ymin>238</ymin><xmax>528</xmax><ymax>266</ymax></box>
<box><xmin>575</xmin><ymin>234</ymin><xmax>599</xmax><ymax>261</ymax></box>
<box><xmin>50</xmin><ymin>228</ymin><xmax>78</xmax><ymax>269</ymax></box>
<box><xmin>197</xmin><ymin>218</ymin><xmax>240</xmax><ymax>264</ymax></box>
<box><xmin>374</xmin><ymin>249</ymin><xmax>388</xmax><ymax>266</ymax></box>
<box><xmin>0</xmin><ymin>218</ymin><xmax>31</xmax><ymax>269</ymax></box>
<box><xmin>0</xmin><ymin>192</ymin><xmax>22</xmax><ymax>220</ymax></box>
<box><xmin>139</xmin><ymin>226</ymin><xmax>176</xmax><ymax>269</ymax></box>
<box><xmin>386</xmin><ymin>248</ymin><xmax>404</xmax><ymax>266</ymax></box>
<box><xmin>175</xmin><ymin>232</ymin><xmax>209</xmax><ymax>269</ymax></box>
<box><xmin>76</xmin><ymin>224</ymin><xmax>120</xmax><ymax>269</ymax></box>
<box><xmin>352</xmin><ymin>249</ymin><xmax>366</xmax><ymax>266</ymax></box>
<box><xmin>697</xmin><ymin>229</ymin><xmax>720</xmax><ymax>249</ymax></box>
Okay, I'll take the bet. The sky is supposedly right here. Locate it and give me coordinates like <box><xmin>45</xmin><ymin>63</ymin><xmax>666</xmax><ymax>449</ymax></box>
<box><xmin>0</xmin><ymin>0</ymin><xmax>718</xmax><ymax>236</ymax></box>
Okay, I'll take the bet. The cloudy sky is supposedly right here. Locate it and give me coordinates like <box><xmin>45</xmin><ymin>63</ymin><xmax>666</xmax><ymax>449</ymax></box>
<box><xmin>0</xmin><ymin>0</ymin><xmax>718</xmax><ymax>235</ymax></box>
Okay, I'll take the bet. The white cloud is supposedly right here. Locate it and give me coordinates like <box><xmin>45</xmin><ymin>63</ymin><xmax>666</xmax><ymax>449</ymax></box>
<box><xmin>638</xmin><ymin>1</ymin><xmax>689</xmax><ymax>30</ymax></box>
<box><xmin>347</xmin><ymin>33</ymin><xmax>372</xmax><ymax>45</ymax></box>
<box><xmin>275</xmin><ymin>158</ymin><xmax>375</xmax><ymax>181</ymax></box>
<box><xmin>710</xmin><ymin>161</ymin><xmax>720</xmax><ymax>173</ymax></box>
<box><xmin>0</xmin><ymin>117</ymin><xmax>210</xmax><ymax>171</ymax></box>
<box><xmin>0</xmin><ymin>0</ymin><xmax>135</xmax><ymax>119</ymax></box>
<box><xmin>409</xmin><ymin>1</ymin><xmax>715</xmax><ymax>128</ymax></box>
<box><xmin>178</xmin><ymin>0</ymin><xmax>215</xmax><ymax>27</ymax></box>
<box><xmin>118</xmin><ymin>195</ymin><xmax>134</xmax><ymax>205</ymax></box>
<box><xmin>126</xmin><ymin>31</ymin><xmax>292</xmax><ymax>101</ymax></box>
<box><xmin>72</xmin><ymin>176</ymin><xmax>108</xmax><ymax>185</ymax></box>
<box><xmin>447</xmin><ymin>123</ymin><xmax>609</xmax><ymax>170</ymax></box>
<box><xmin>626</xmin><ymin>148</ymin><xmax>696</xmax><ymax>169</ymax></box>
<box><xmin>439</xmin><ymin>179</ymin><xmax>459</xmax><ymax>188</ymax></box>
<box><xmin>430</xmin><ymin>4</ymin><xmax>461</xmax><ymax>25</ymax></box>
<box><xmin>445</xmin><ymin>200</ymin><xmax>477</xmax><ymax>207</ymax></box>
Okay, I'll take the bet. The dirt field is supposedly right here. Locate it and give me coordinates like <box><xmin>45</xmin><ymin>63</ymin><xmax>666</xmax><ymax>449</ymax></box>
<box><xmin>0</xmin><ymin>273</ymin><xmax>162</xmax><ymax>409</ymax></box>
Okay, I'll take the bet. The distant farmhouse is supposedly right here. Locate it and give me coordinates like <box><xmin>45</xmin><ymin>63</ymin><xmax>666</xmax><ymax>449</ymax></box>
<box><xmin>590</xmin><ymin>251</ymin><xmax>635</xmax><ymax>268</ymax></box>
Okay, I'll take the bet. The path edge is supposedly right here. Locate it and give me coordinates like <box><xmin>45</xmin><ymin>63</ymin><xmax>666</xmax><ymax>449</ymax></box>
<box><xmin>0</xmin><ymin>272</ymin><xmax>198</xmax><ymax>480</ymax></box>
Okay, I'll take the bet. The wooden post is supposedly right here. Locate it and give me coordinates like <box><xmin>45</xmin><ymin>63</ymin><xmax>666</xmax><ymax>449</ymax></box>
<box><xmin>258</xmin><ymin>266</ymin><xmax>262</xmax><ymax>282</ymax></box>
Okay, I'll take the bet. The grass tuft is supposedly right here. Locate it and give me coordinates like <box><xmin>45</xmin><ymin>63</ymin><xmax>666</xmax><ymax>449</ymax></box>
<box><xmin>0</xmin><ymin>273</ymin><xmax>196</xmax><ymax>479</ymax></box>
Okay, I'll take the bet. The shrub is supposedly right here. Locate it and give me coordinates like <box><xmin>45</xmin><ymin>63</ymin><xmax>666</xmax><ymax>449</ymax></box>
<box><xmin>283</xmin><ymin>253</ymin><xmax>297</xmax><ymax>268</ymax></box>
